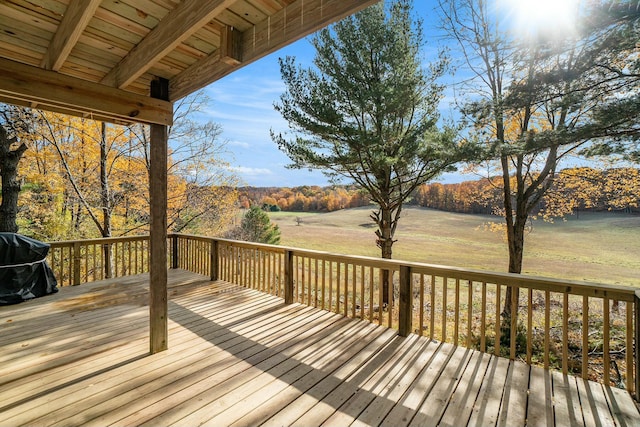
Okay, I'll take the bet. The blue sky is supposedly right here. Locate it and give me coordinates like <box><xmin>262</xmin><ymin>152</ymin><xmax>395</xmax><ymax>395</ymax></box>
<box><xmin>201</xmin><ymin>2</ymin><xmax>469</xmax><ymax>187</ymax></box>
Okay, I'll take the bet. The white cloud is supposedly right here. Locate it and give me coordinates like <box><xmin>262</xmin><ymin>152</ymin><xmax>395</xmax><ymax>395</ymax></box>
<box><xmin>227</xmin><ymin>140</ymin><xmax>251</xmax><ymax>148</ymax></box>
<box><xmin>228</xmin><ymin>166</ymin><xmax>274</xmax><ymax>176</ymax></box>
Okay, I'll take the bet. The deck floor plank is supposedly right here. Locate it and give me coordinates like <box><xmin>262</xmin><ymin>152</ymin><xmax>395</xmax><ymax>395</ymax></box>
<box><xmin>439</xmin><ymin>351</ymin><xmax>492</xmax><ymax>427</ymax></box>
<box><xmin>53</xmin><ymin>305</ymin><xmax>329</xmax><ymax>427</ymax></box>
<box><xmin>410</xmin><ymin>345</ymin><xmax>475</xmax><ymax>426</ymax></box>
<box><xmin>458</xmin><ymin>349</ymin><xmax>510</xmax><ymax>427</ymax></box>
<box><xmin>349</xmin><ymin>338</ymin><xmax>442</xmax><ymax>427</ymax></box>
<box><xmin>552</xmin><ymin>370</ymin><xmax>586</xmax><ymax>427</ymax></box>
<box><xmin>497</xmin><ymin>360</ymin><xmax>530</xmax><ymax>427</ymax></box>
<box><xmin>258</xmin><ymin>328</ymin><xmax>399</xmax><ymax>427</ymax></box>
<box><xmin>223</xmin><ymin>321</ymin><xmax>386</xmax><ymax>427</ymax></box>
<box><xmin>575</xmin><ymin>378</ymin><xmax>616</xmax><ymax>427</ymax></box>
<box><xmin>0</xmin><ymin>270</ymin><xmax>637</xmax><ymax>427</ymax></box>
<box><xmin>378</xmin><ymin>342</ymin><xmax>457</xmax><ymax>427</ymax></box>
<box><xmin>527</xmin><ymin>365</ymin><xmax>556</xmax><ymax>427</ymax></box>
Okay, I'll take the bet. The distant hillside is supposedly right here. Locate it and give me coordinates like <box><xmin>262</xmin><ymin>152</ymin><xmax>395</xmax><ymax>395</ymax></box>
<box><xmin>241</xmin><ymin>167</ymin><xmax>640</xmax><ymax>218</ymax></box>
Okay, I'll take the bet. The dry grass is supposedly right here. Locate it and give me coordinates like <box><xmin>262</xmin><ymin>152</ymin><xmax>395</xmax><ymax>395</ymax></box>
<box><xmin>272</xmin><ymin>206</ymin><xmax>640</xmax><ymax>288</ymax></box>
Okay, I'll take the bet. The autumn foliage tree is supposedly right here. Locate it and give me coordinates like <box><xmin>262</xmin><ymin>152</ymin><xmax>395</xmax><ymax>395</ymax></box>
<box><xmin>439</xmin><ymin>0</ymin><xmax>640</xmax><ymax>321</ymax></box>
<box><xmin>4</xmin><ymin>90</ymin><xmax>238</xmax><ymax>241</ymax></box>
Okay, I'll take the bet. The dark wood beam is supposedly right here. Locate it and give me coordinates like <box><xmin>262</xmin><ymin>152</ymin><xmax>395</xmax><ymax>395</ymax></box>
<box><xmin>149</xmin><ymin>77</ymin><xmax>169</xmax><ymax>354</ymax></box>
<box><xmin>220</xmin><ymin>26</ymin><xmax>242</xmax><ymax>66</ymax></box>
<box><xmin>40</xmin><ymin>0</ymin><xmax>102</xmax><ymax>71</ymax></box>
<box><xmin>169</xmin><ymin>0</ymin><xmax>378</xmax><ymax>101</ymax></box>
<box><xmin>101</xmin><ymin>0</ymin><xmax>237</xmax><ymax>89</ymax></box>
<box><xmin>0</xmin><ymin>57</ymin><xmax>173</xmax><ymax>126</ymax></box>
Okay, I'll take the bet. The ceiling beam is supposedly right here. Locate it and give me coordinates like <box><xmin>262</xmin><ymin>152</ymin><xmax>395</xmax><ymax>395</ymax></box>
<box><xmin>169</xmin><ymin>0</ymin><xmax>378</xmax><ymax>101</ymax></box>
<box><xmin>40</xmin><ymin>0</ymin><xmax>102</xmax><ymax>71</ymax></box>
<box><xmin>101</xmin><ymin>0</ymin><xmax>237</xmax><ymax>90</ymax></box>
<box><xmin>0</xmin><ymin>57</ymin><xmax>173</xmax><ymax>126</ymax></box>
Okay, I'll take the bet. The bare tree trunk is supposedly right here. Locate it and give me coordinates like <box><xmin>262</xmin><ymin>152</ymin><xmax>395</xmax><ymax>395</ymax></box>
<box><xmin>100</xmin><ymin>122</ymin><xmax>113</xmax><ymax>278</ymax></box>
<box><xmin>0</xmin><ymin>124</ymin><xmax>27</xmax><ymax>233</ymax></box>
<box><xmin>373</xmin><ymin>206</ymin><xmax>394</xmax><ymax>305</ymax></box>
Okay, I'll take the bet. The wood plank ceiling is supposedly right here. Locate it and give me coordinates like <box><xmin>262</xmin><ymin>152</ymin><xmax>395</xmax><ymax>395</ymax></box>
<box><xmin>0</xmin><ymin>0</ymin><xmax>378</xmax><ymax>125</ymax></box>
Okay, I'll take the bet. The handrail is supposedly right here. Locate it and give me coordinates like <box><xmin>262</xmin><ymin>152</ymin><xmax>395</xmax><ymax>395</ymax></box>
<box><xmin>47</xmin><ymin>235</ymin><xmax>150</xmax><ymax>286</ymax></box>
<box><xmin>170</xmin><ymin>233</ymin><xmax>638</xmax><ymax>400</ymax></box>
<box><xmin>45</xmin><ymin>233</ymin><xmax>639</xmax><ymax>400</ymax></box>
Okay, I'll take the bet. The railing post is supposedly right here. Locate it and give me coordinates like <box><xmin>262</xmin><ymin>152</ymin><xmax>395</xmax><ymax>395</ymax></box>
<box><xmin>171</xmin><ymin>235</ymin><xmax>178</xmax><ymax>269</ymax></box>
<box><xmin>284</xmin><ymin>250</ymin><xmax>294</xmax><ymax>304</ymax></box>
<box><xmin>399</xmin><ymin>265</ymin><xmax>412</xmax><ymax>337</ymax></box>
<box><xmin>210</xmin><ymin>239</ymin><xmax>219</xmax><ymax>281</ymax></box>
<box><xmin>73</xmin><ymin>242</ymin><xmax>81</xmax><ymax>286</ymax></box>
<box><xmin>635</xmin><ymin>290</ymin><xmax>639</xmax><ymax>401</ymax></box>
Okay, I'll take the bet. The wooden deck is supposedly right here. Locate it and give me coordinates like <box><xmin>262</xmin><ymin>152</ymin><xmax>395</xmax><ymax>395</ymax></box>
<box><xmin>0</xmin><ymin>270</ymin><xmax>638</xmax><ymax>427</ymax></box>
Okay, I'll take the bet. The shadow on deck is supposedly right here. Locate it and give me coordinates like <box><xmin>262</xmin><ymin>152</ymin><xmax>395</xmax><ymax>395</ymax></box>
<box><xmin>0</xmin><ymin>269</ymin><xmax>638</xmax><ymax>426</ymax></box>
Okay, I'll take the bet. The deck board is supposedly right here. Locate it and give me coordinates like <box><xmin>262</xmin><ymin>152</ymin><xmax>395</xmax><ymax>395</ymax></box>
<box><xmin>0</xmin><ymin>269</ymin><xmax>638</xmax><ymax>427</ymax></box>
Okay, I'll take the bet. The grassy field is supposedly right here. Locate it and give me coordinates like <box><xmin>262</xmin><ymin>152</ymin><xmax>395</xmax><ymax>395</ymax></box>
<box><xmin>269</xmin><ymin>206</ymin><xmax>640</xmax><ymax>288</ymax></box>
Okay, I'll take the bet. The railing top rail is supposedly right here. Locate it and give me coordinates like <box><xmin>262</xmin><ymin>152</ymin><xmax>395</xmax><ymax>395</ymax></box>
<box><xmin>170</xmin><ymin>232</ymin><xmax>637</xmax><ymax>301</ymax></box>
<box><xmin>49</xmin><ymin>234</ymin><xmax>150</xmax><ymax>247</ymax></box>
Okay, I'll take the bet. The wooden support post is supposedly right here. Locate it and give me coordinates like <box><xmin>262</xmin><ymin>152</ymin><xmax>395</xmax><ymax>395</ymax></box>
<box><xmin>399</xmin><ymin>265</ymin><xmax>412</xmax><ymax>337</ymax></box>
<box><xmin>210</xmin><ymin>240</ymin><xmax>219</xmax><ymax>281</ymax></box>
<box><xmin>284</xmin><ymin>250</ymin><xmax>294</xmax><ymax>304</ymax></box>
<box><xmin>171</xmin><ymin>235</ymin><xmax>178</xmax><ymax>269</ymax></box>
<box><xmin>635</xmin><ymin>290</ymin><xmax>640</xmax><ymax>401</ymax></box>
<box><xmin>149</xmin><ymin>77</ymin><xmax>169</xmax><ymax>354</ymax></box>
<box><xmin>73</xmin><ymin>241</ymin><xmax>81</xmax><ymax>286</ymax></box>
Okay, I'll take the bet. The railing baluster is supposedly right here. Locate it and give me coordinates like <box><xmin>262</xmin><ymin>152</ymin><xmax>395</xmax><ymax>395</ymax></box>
<box><xmin>321</xmin><ymin>260</ymin><xmax>326</xmax><ymax>310</ymax></box>
<box><xmin>544</xmin><ymin>290</ymin><xmax>550</xmax><ymax>369</ymax></box>
<box><xmin>336</xmin><ymin>262</ymin><xmax>341</xmax><ymax>316</ymax></box>
<box><xmin>419</xmin><ymin>274</ymin><xmax>424</xmax><ymax>336</ymax></box>
<box><xmin>430</xmin><ymin>276</ymin><xmax>436</xmax><ymax>341</ymax></box>
<box><xmin>481</xmin><ymin>282</ymin><xmax>487</xmax><ymax>352</ymax></box>
<box><xmin>604</xmin><ymin>298</ymin><xmax>610</xmax><ymax>385</ymax></box>
<box><xmin>467</xmin><ymin>280</ymin><xmax>472</xmax><ymax>348</ymax></box>
<box><xmin>634</xmin><ymin>291</ymin><xmax>640</xmax><ymax>400</ymax></box>
<box><xmin>454</xmin><ymin>278</ymin><xmax>460</xmax><ymax>346</ymax></box>
<box><xmin>442</xmin><ymin>276</ymin><xmax>448</xmax><ymax>343</ymax></box>
<box><xmin>582</xmin><ymin>295</ymin><xmax>589</xmax><ymax>378</ymax></box>
<box><xmin>378</xmin><ymin>268</ymin><xmax>383</xmax><ymax>326</ymax></box>
<box><xmin>495</xmin><ymin>283</ymin><xmax>501</xmax><ymax>356</ymax></box>
<box><xmin>352</xmin><ymin>263</ymin><xmax>356</xmax><ymax>318</ymax></box>
<box><xmin>527</xmin><ymin>289</ymin><xmax>533</xmax><ymax>365</ymax></box>
<box><xmin>359</xmin><ymin>265</ymin><xmax>365</xmax><ymax>319</ymax></box>
<box><xmin>388</xmin><ymin>269</ymin><xmax>393</xmax><ymax>328</ymax></box>
<box><xmin>344</xmin><ymin>262</ymin><xmax>349</xmax><ymax>317</ymax></box>
<box><xmin>369</xmin><ymin>266</ymin><xmax>374</xmax><ymax>323</ymax></box>
<box><xmin>626</xmin><ymin>301</ymin><xmax>633</xmax><ymax>392</ymax></box>
<box><xmin>510</xmin><ymin>285</ymin><xmax>517</xmax><ymax>360</ymax></box>
<box><xmin>563</xmin><ymin>292</ymin><xmax>569</xmax><ymax>375</ymax></box>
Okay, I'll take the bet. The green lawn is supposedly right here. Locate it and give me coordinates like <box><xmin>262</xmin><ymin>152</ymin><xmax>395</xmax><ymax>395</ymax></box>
<box><xmin>270</xmin><ymin>206</ymin><xmax>640</xmax><ymax>287</ymax></box>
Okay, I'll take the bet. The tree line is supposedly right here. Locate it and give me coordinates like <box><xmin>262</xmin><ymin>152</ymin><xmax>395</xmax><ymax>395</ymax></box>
<box><xmin>237</xmin><ymin>166</ymin><xmax>640</xmax><ymax>218</ymax></box>
<box><xmin>238</xmin><ymin>185</ymin><xmax>370</xmax><ymax>212</ymax></box>
<box><xmin>413</xmin><ymin>167</ymin><xmax>640</xmax><ymax>216</ymax></box>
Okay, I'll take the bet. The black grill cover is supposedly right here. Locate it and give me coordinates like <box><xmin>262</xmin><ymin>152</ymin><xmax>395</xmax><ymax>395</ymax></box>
<box><xmin>0</xmin><ymin>233</ymin><xmax>58</xmax><ymax>305</ymax></box>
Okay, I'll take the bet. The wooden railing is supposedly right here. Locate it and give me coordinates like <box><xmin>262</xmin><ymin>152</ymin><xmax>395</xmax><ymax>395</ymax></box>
<box><xmin>170</xmin><ymin>233</ymin><xmax>639</xmax><ymax>399</ymax></box>
<box><xmin>48</xmin><ymin>235</ymin><xmax>150</xmax><ymax>286</ymax></box>
<box><xmin>46</xmin><ymin>233</ymin><xmax>639</xmax><ymax>399</ymax></box>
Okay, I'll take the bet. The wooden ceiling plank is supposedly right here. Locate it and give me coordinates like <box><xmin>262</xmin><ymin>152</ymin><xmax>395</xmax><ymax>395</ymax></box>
<box><xmin>169</xmin><ymin>0</ymin><xmax>378</xmax><ymax>100</ymax></box>
<box><xmin>40</xmin><ymin>0</ymin><xmax>102</xmax><ymax>70</ymax></box>
<box><xmin>0</xmin><ymin>57</ymin><xmax>173</xmax><ymax>126</ymax></box>
<box><xmin>101</xmin><ymin>0</ymin><xmax>237</xmax><ymax>89</ymax></box>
